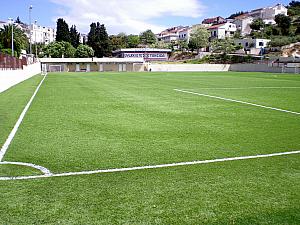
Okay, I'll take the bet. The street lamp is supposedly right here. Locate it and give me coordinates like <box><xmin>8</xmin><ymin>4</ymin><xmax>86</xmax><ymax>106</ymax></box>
<box><xmin>35</xmin><ymin>20</ymin><xmax>38</xmax><ymax>58</ymax></box>
<box><xmin>8</xmin><ymin>18</ymin><xmax>14</xmax><ymax>57</ymax></box>
<box><xmin>29</xmin><ymin>5</ymin><xmax>33</xmax><ymax>55</ymax></box>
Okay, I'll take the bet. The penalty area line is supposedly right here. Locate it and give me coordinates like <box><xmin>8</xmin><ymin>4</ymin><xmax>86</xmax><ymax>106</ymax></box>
<box><xmin>0</xmin><ymin>74</ymin><xmax>47</xmax><ymax>162</ymax></box>
<box><xmin>174</xmin><ymin>89</ymin><xmax>300</xmax><ymax>115</ymax></box>
<box><xmin>0</xmin><ymin>150</ymin><xmax>300</xmax><ymax>181</ymax></box>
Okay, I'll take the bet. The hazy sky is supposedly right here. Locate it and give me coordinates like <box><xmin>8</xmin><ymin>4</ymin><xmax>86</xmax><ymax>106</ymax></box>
<box><xmin>0</xmin><ymin>0</ymin><xmax>291</xmax><ymax>34</ymax></box>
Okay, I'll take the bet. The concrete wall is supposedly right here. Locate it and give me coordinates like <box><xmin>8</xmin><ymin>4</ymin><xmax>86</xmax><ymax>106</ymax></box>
<box><xmin>229</xmin><ymin>63</ymin><xmax>292</xmax><ymax>73</ymax></box>
<box><xmin>149</xmin><ymin>64</ymin><xmax>230</xmax><ymax>72</ymax></box>
<box><xmin>0</xmin><ymin>62</ymin><xmax>41</xmax><ymax>93</ymax></box>
<box><xmin>149</xmin><ymin>63</ymin><xmax>299</xmax><ymax>74</ymax></box>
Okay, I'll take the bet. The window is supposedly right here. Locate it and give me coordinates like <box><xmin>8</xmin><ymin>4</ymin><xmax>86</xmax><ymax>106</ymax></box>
<box><xmin>259</xmin><ymin>42</ymin><xmax>264</xmax><ymax>46</ymax></box>
<box><xmin>245</xmin><ymin>42</ymin><xmax>249</xmax><ymax>47</ymax></box>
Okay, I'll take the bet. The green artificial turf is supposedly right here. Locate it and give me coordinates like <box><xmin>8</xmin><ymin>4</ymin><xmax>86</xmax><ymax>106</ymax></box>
<box><xmin>0</xmin><ymin>72</ymin><xmax>299</xmax><ymax>224</ymax></box>
<box><xmin>0</xmin><ymin>164</ymin><xmax>42</xmax><ymax>177</ymax></box>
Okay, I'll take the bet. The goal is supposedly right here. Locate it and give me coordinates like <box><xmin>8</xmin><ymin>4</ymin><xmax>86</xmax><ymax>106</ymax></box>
<box><xmin>49</xmin><ymin>65</ymin><xmax>62</xmax><ymax>72</ymax></box>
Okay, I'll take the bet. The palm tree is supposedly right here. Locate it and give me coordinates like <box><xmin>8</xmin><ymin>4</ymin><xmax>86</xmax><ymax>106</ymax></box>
<box><xmin>0</xmin><ymin>24</ymin><xmax>28</xmax><ymax>57</ymax></box>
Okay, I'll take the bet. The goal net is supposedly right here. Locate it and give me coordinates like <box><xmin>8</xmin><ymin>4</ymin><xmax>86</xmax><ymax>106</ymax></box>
<box><xmin>49</xmin><ymin>65</ymin><xmax>62</xmax><ymax>72</ymax></box>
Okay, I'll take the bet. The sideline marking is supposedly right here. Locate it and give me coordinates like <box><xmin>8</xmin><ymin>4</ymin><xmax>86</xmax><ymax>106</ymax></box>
<box><xmin>196</xmin><ymin>87</ymin><xmax>300</xmax><ymax>90</ymax></box>
<box><xmin>0</xmin><ymin>150</ymin><xmax>299</xmax><ymax>181</ymax></box>
<box><xmin>0</xmin><ymin>74</ymin><xmax>47</xmax><ymax>161</ymax></box>
<box><xmin>174</xmin><ymin>89</ymin><xmax>300</xmax><ymax>115</ymax></box>
<box><xmin>0</xmin><ymin>161</ymin><xmax>52</xmax><ymax>175</ymax></box>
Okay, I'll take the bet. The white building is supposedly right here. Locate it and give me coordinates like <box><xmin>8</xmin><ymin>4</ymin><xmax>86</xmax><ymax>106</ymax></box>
<box><xmin>178</xmin><ymin>27</ymin><xmax>192</xmax><ymax>42</ymax></box>
<box><xmin>30</xmin><ymin>22</ymin><xmax>55</xmax><ymax>44</ymax></box>
<box><xmin>249</xmin><ymin>3</ymin><xmax>288</xmax><ymax>25</ymax></box>
<box><xmin>235</xmin><ymin>38</ymin><xmax>271</xmax><ymax>49</ymax></box>
<box><xmin>157</xmin><ymin>26</ymin><xmax>191</xmax><ymax>43</ymax></box>
<box><xmin>209</xmin><ymin>22</ymin><xmax>237</xmax><ymax>39</ymax></box>
<box><xmin>233</xmin><ymin>14</ymin><xmax>253</xmax><ymax>36</ymax></box>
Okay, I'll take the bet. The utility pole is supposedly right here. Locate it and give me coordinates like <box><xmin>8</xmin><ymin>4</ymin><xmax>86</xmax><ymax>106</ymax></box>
<box><xmin>8</xmin><ymin>18</ymin><xmax>14</xmax><ymax>57</ymax></box>
<box><xmin>29</xmin><ymin>5</ymin><xmax>33</xmax><ymax>55</ymax></box>
<box><xmin>35</xmin><ymin>20</ymin><xmax>38</xmax><ymax>58</ymax></box>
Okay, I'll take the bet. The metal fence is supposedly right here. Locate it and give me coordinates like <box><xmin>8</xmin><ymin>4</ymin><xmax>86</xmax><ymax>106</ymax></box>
<box><xmin>0</xmin><ymin>53</ymin><xmax>28</xmax><ymax>70</ymax></box>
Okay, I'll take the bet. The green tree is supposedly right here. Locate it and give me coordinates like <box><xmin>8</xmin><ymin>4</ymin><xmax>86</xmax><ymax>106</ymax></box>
<box><xmin>275</xmin><ymin>14</ymin><xmax>292</xmax><ymax>35</ymax></box>
<box><xmin>87</xmin><ymin>23</ymin><xmax>97</xmax><ymax>48</ymax></box>
<box><xmin>139</xmin><ymin>30</ymin><xmax>156</xmax><ymax>46</ymax></box>
<box><xmin>178</xmin><ymin>40</ymin><xmax>189</xmax><ymax>51</ymax></box>
<box><xmin>75</xmin><ymin>44</ymin><xmax>94</xmax><ymax>58</ymax></box>
<box><xmin>188</xmin><ymin>26</ymin><xmax>210</xmax><ymax>54</ymax></box>
<box><xmin>87</xmin><ymin>22</ymin><xmax>111</xmax><ymax>57</ymax></box>
<box><xmin>288</xmin><ymin>1</ymin><xmax>300</xmax><ymax>16</ymax></box>
<box><xmin>109</xmin><ymin>33</ymin><xmax>127</xmax><ymax>51</ymax></box>
<box><xmin>0</xmin><ymin>24</ymin><xmax>28</xmax><ymax>57</ymax></box>
<box><xmin>15</xmin><ymin>16</ymin><xmax>21</xmax><ymax>24</ymax></box>
<box><xmin>43</xmin><ymin>41</ymin><xmax>75</xmax><ymax>58</ymax></box>
<box><xmin>96</xmin><ymin>23</ymin><xmax>111</xmax><ymax>57</ymax></box>
<box><xmin>250</xmin><ymin>18</ymin><xmax>265</xmax><ymax>31</ymax></box>
<box><xmin>56</xmin><ymin>18</ymin><xmax>70</xmax><ymax>43</ymax></box>
<box><xmin>70</xmin><ymin>25</ymin><xmax>80</xmax><ymax>48</ymax></box>
<box><xmin>127</xmin><ymin>34</ymin><xmax>140</xmax><ymax>48</ymax></box>
<box><xmin>211</xmin><ymin>38</ymin><xmax>237</xmax><ymax>55</ymax></box>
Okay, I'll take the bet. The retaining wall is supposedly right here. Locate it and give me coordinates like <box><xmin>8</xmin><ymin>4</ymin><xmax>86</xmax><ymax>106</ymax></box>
<box><xmin>149</xmin><ymin>64</ymin><xmax>230</xmax><ymax>72</ymax></box>
<box><xmin>0</xmin><ymin>62</ymin><xmax>41</xmax><ymax>93</ymax></box>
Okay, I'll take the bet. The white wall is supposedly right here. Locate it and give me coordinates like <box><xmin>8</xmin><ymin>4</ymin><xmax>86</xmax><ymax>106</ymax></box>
<box><xmin>149</xmin><ymin>64</ymin><xmax>230</xmax><ymax>72</ymax></box>
<box><xmin>0</xmin><ymin>62</ymin><xmax>41</xmax><ymax>93</ymax></box>
<box><xmin>149</xmin><ymin>63</ymin><xmax>297</xmax><ymax>73</ymax></box>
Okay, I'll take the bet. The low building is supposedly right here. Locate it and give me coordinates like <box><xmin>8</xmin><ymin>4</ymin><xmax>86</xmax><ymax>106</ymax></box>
<box><xmin>235</xmin><ymin>38</ymin><xmax>271</xmax><ymax>49</ymax></box>
<box><xmin>209</xmin><ymin>22</ymin><xmax>237</xmax><ymax>39</ymax></box>
<box><xmin>113</xmin><ymin>48</ymin><xmax>171</xmax><ymax>61</ymax></box>
<box><xmin>40</xmin><ymin>58</ymin><xmax>145</xmax><ymax>72</ymax></box>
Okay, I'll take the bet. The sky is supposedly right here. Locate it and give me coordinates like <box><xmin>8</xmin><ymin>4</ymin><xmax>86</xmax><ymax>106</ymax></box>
<box><xmin>0</xmin><ymin>0</ymin><xmax>291</xmax><ymax>35</ymax></box>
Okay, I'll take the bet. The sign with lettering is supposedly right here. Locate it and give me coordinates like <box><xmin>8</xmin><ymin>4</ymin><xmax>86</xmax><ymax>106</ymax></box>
<box><xmin>123</xmin><ymin>52</ymin><xmax>168</xmax><ymax>61</ymax></box>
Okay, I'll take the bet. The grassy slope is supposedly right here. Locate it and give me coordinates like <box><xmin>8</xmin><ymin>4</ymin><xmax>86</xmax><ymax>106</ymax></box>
<box><xmin>0</xmin><ymin>72</ymin><xmax>299</xmax><ymax>224</ymax></box>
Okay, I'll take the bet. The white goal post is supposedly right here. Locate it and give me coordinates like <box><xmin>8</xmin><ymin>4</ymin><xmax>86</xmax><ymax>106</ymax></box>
<box><xmin>48</xmin><ymin>65</ymin><xmax>62</xmax><ymax>72</ymax></box>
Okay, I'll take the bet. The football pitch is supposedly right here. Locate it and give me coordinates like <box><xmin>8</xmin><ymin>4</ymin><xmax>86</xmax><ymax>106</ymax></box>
<box><xmin>0</xmin><ymin>72</ymin><xmax>299</xmax><ymax>224</ymax></box>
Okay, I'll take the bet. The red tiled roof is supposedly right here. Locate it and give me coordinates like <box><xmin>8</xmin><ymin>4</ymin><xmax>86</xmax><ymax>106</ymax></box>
<box><xmin>208</xmin><ymin>23</ymin><xmax>226</xmax><ymax>29</ymax></box>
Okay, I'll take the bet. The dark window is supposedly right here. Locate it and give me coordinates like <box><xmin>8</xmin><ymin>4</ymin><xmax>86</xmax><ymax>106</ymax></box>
<box><xmin>259</xmin><ymin>42</ymin><xmax>264</xmax><ymax>46</ymax></box>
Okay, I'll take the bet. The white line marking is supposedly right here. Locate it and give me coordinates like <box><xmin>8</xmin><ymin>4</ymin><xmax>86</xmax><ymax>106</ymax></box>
<box><xmin>0</xmin><ymin>74</ymin><xmax>47</xmax><ymax>162</ymax></box>
<box><xmin>174</xmin><ymin>89</ymin><xmax>300</xmax><ymax>115</ymax></box>
<box><xmin>0</xmin><ymin>150</ymin><xmax>299</xmax><ymax>181</ymax></box>
<box><xmin>196</xmin><ymin>87</ymin><xmax>300</xmax><ymax>90</ymax></box>
<box><xmin>0</xmin><ymin>161</ymin><xmax>52</xmax><ymax>175</ymax></box>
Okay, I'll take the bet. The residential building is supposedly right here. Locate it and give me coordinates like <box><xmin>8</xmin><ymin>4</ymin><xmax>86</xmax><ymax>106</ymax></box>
<box><xmin>233</xmin><ymin>14</ymin><xmax>253</xmax><ymax>36</ymax></box>
<box><xmin>202</xmin><ymin>16</ymin><xmax>226</xmax><ymax>25</ymax></box>
<box><xmin>249</xmin><ymin>3</ymin><xmax>288</xmax><ymax>24</ymax></box>
<box><xmin>178</xmin><ymin>27</ymin><xmax>192</xmax><ymax>42</ymax></box>
<box><xmin>235</xmin><ymin>38</ymin><xmax>271</xmax><ymax>52</ymax></box>
<box><xmin>157</xmin><ymin>26</ymin><xmax>190</xmax><ymax>43</ymax></box>
<box><xmin>30</xmin><ymin>22</ymin><xmax>55</xmax><ymax>44</ymax></box>
<box><xmin>209</xmin><ymin>22</ymin><xmax>237</xmax><ymax>39</ymax></box>
<box><xmin>80</xmin><ymin>34</ymin><xmax>88</xmax><ymax>44</ymax></box>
